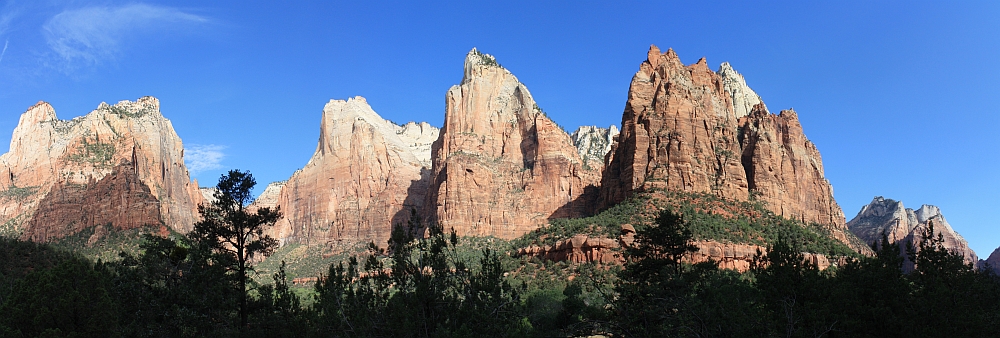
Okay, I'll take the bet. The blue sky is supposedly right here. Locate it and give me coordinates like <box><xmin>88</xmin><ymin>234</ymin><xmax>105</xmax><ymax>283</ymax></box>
<box><xmin>0</xmin><ymin>1</ymin><xmax>998</xmax><ymax>256</ymax></box>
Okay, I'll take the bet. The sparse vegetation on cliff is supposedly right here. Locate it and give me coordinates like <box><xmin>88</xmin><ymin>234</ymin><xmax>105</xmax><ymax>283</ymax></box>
<box><xmin>0</xmin><ymin>185</ymin><xmax>39</xmax><ymax>202</ymax></box>
<box><xmin>68</xmin><ymin>139</ymin><xmax>116</xmax><ymax>166</ymax></box>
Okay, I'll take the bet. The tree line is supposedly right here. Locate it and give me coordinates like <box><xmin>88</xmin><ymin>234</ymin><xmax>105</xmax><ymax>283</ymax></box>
<box><xmin>1</xmin><ymin>170</ymin><xmax>999</xmax><ymax>337</ymax></box>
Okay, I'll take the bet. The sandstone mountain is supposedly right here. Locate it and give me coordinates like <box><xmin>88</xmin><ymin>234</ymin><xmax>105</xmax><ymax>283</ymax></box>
<box><xmin>423</xmin><ymin>48</ymin><xmax>601</xmax><ymax>239</ymax></box>
<box><xmin>250</xmin><ymin>181</ymin><xmax>284</xmax><ymax>210</ymax></box>
<box><xmin>0</xmin><ymin>97</ymin><xmax>203</xmax><ymax>242</ymax></box>
<box><xmin>847</xmin><ymin>196</ymin><xmax>978</xmax><ymax>266</ymax></box>
<box><xmin>978</xmin><ymin>247</ymin><xmax>1000</xmax><ymax>275</ymax></box>
<box><xmin>270</xmin><ymin>97</ymin><xmax>435</xmax><ymax>246</ymax></box>
<box><xmin>598</xmin><ymin>45</ymin><xmax>858</xmax><ymax>250</ymax></box>
<box><xmin>570</xmin><ymin>125</ymin><xmax>619</xmax><ymax>172</ymax></box>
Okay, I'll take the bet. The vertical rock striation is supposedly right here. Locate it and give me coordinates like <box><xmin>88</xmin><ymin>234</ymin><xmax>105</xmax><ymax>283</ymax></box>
<box><xmin>847</xmin><ymin>196</ymin><xmax>978</xmax><ymax>266</ymax></box>
<box><xmin>0</xmin><ymin>97</ymin><xmax>203</xmax><ymax>241</ymax></box>
<box><xmin>598</xmin><ymin>45</ymin><xmax>853</xmax><ymax>247</ymax></box>
<box><xmin>424</xmin><ymin>48</ymin><xmax>601</xmax><ymax>239</ymax></box>
<box><xmin>271</xmin><ymin>97</ymin><xmax>434</xmax><ymax>246</ymax></box>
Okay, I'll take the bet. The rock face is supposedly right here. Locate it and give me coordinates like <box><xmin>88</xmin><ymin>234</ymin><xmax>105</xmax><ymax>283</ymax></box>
<box><xmin>516</xmin><ymin>224</ymin><xmax>842</xmax><ymax>272</ymax></box>
<box><xmin>395</xmin><ymin>122</ymin><xmax>439</xmax><ymax>167</ymax></box>
<box><xmin>0</xmin><ymin>98</ymin><xmax>203</xmax><ymax>241</ymax></box>
<box><xmin>718</xmin><ymin>62</ymin><xmax>762</xmax><ymax>119</ymax></box>
<box><xmin>570</xmin><ymin>125</ymin><xmax>619</xmax><ymax>171</ymax></box>
<box><xmin>978</xmin><ymin>247</ymin><xmax>1000</xmax><ymax>275</ymax></box>
<box><xmin>847</xmin><ymin>196</ymin><xmax>978</xmax><ymax>266</ymax></box>
<box><xmin>272</xmin><ymin>97</ymin><xmax>431</xmax><ymax>246</ymax></box>
<box><xmin>598</xmin><ymin>45</ymin><xmax>852</xmax><ymax>247</ymax></box>
<box><xmin>250</xmin><ymin>181</ymin><xmax>284</xmax><ymax>210</ymax></box>
<box><xmin>423</xmin><ymin>48</ymin><xmax>601</xmax><ymax>239</ymax></box>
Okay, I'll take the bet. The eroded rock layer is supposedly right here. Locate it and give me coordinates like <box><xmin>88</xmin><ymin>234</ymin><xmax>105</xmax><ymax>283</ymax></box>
<box><xmin>424</xmin><ymin>49</ymin><xmax>601</xmax><ymax>239</ymax></box>
<box><xmin>0</xmin><ymin>97</ymin><xmax>203</xmax><ymax>240</ymax></box>
<box><xmin>847</xmin><ymin>196</ymin><xmax>978</xmax><ymax>266</ymax></box>
<box><xmin>598</xmin><ymin>45</ymin><xmax>851</xmax><ymax>247</ymax></box>
<box><xmin>272</xmin><ymin>97</ymin><xmax>432</xmax><ymax>246</ymax></box>
<box><xmin>22</xmin><ymin>162</ymin><xmax>162</xmax><ymax>242</ymax></box>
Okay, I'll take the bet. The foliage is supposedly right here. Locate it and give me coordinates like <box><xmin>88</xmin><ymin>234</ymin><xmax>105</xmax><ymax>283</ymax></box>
<box><xmin>0</xmin><ymin>185</ymin><xmax>39</xmax><ymax>202</ymax></box>
<box><xmin>68</xmin><ymin>139</ymin><xmax>116</xmax><ymax>166</ymax></box>
<box><xmin>189</xmin><ymin>169</ymin><xmax>281</xmax><ymax>328</ymax></box>
<box><xmin>311</xmin><ymin>218</ymin><xmax>530</xmax><ymax>337</ymax></box>
<box><xmin>471</xmin><ymin>49</ymin><xmax>502</xmax><ymax>68</ymax></box>
<box><xmin>2</xmin><ymin>183</ymin><xmax>1000</xmax><ymax>336</ymax></box>
<box><xmin>0</xmin><ymin>258</ymin><xmax>119</xmax><ymax>337</ymax></box>
<box><xmin>651</xmin><ymin>190</ymin><xmax>859</xmax><ymax>257</ymax></box>
<box><xmin>514</xmin><ymin>194</ymin><xmax>647</xmax><ymax>247</ymax></box>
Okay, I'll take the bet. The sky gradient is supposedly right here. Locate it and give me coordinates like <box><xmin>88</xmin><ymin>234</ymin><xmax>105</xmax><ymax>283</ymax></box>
<box><xmin>0</xmin><ymin>1</ymin><xmax>998</xmax><ymax>256</ymax></box>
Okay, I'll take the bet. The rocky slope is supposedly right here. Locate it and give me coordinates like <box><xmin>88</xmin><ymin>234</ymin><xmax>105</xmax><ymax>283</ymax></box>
<box><xmin>270</xmin><ymin>97</ymin><xmax>434</xmax><ymax>246</ymax></box>
<box><xmin>0</xmin><ymin>97</ymin><xmax>203</xmax><ymax>242</ymax></box>
<box><xmin>570</xmin><ymin>125</ymin><xmax>619</xmax><ymax>172</ymax></box>
<box><xmin>423</xmin><ymin>49</ymin><xmax>601</xmax><ymax>239</ymax></box>
<box><xmin>598</xmin><ymin>45</ymin><xmax>856</xmax><ymax>250</ymax></box>
<box><xmin>847</xmin><ymin>196</ymin><xmax>978</xmax><ymax>266</ymax></box>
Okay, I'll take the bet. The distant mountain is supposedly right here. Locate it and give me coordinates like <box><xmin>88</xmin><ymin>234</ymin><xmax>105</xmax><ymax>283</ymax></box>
<box><xmin>570</xmin><ymin>125</ymin><xmax>618</xmax><ymax>172</ymax></box>
<box><xmin>978</xmin><ymin>247</ymin><xmax>1000</xmax><ymax>275</ymax></box>
<box><xmin>0</xmin><ymin>97</ymin><xmax>203</xmax><ymax>243</ymax></box>
<box><xmin>847</xmin><ymin>196</ymin><xmax>978</xmax><ymax>267</ymax></box>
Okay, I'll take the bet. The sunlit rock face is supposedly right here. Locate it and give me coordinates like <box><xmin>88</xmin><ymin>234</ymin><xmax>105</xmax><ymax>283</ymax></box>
<box><xmin>423</xmin><ymin>48</ymin><xmax>601</xmax><ymax>239</ymax></box>
<box><xmin>571</xmin><ymin>125</ymin><xmax>619</xmax><ymax>172</ymax></box>
<box><xmin>0</xmin><ymin>97</ymin><xmax>203</xmax><ymax>242</ymax></box>
<box><xmin>597</xmin><ymin>45</ymin><xmax>858</xmax><ymax>250</ymax></box>
<box><xmin>270</xmin><ymin>97</ymin><xmax>434</xmax><ymax>246</ymax></box>
<box><xmin>848</xmin><ymin>196</ymin><xmax>978</xmax><ymax>267</ymax></box>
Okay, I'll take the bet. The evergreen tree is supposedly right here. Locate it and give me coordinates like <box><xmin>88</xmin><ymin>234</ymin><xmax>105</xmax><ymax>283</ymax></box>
<box><xmin>189</xmin><ymin>169</ymin><xmax>281</xmax><ymax>329</ymax></box>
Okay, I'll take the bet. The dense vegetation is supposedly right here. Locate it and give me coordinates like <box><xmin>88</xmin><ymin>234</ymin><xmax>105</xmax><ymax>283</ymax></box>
<box><xmin>2</xmin><ymin>178</ymin><xmax>999</xmax><ymax>336</ymax></box>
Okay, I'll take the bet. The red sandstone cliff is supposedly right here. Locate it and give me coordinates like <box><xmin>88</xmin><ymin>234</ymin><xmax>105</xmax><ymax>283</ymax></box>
<box><xmin>423</xmin><ymin>48</ymin><xmax>601</xmax><ymax>239</ymax></box>
<box><xmin>270</xmin><ymin>97</ymin><xmax>435</xmax><ymax>246</ymax></box>
<box><xmin>0</xmin><ymin>97</ymin><xmax>203</xmax><ymax>242</ymax></box>
<box><xmin>598</xmin><ymin>45</ymin><xmax>855</xmax><ymax>249</ymax></box>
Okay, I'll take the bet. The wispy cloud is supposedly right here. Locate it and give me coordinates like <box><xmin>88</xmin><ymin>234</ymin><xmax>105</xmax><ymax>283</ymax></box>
<box><xmin>42</xmin><ymin>3</ymin><xmax>207</xmax><ymax>70</ymax></box>
<box><xmin>0</xmin><ymin>39</ymin><xmax>7</xmax><ymax>65</ymax></box>
<box><xmin>185</xmin><ymin>144</ymin><xmax>226</xmax><ymax>174</ymax></box>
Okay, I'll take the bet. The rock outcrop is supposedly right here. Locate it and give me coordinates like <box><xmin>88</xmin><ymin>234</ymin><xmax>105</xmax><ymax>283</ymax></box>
<box><xmin>598</xmin><ymin>45</ymin><xmax>854</xmax><ymax>249</ymax></box>
<box><xmin>250</xmin><ymin>181</ymin><xmax>284</xmax><ymax>210</ymax></box>
<box><xmin>0</xmin><ymin>98</ymin><xmax>203</xmax><ymax>241</ymax></box>
<box><xmin>978</xmin><ymin>247</ymin><xmax>1000</xmax><ymax>275</ymax></box>
<box><xmin>847</xmin><ymin>196</ymin><xmax>978</xmax><ymax>266</ymax></box>
<box><xmin>424</xmin><ymin>48</ymin><xmax>601</xmax><ymax>239</ymax></box>
<box><xmin>570</xmin><ymin>125</ymin><xmax>619</xmax><ymax>171</ymax></box>
<box><xmin>516</xmin><ymin>224</ymin><xmax>842</xmax><ymax>272</ymax></box>
<box><xmin>271</xmin><ymin>97</ymin><xmax>431</xmax><ymax>246</ymax></box>
<box><xmin>395</xmin><ymin>122</ymin><xmax>439</xmax><ymax>167</ymax></box>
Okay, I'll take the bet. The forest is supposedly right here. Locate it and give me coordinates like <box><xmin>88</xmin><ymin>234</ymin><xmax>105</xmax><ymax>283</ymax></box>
<box><xmin>2</xmin><ymin>171</ymin><xmax>999</xmax><ymax>337</ymax></box>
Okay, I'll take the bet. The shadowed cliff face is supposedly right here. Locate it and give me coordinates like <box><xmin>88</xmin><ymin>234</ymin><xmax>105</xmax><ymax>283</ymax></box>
<box><xmin>849</xmin><ymin>196</ymin><xmax>979</xmax><ymax>267</ymax></box>
<box><xmin>269</xmin><ymin>97</ymin><xmax>437</xmax><ymax>247</ymax></box>
<box><xmin>598</xmin><ymin>45</ymin><xmax>858</xmax><ymax>251</ymax></box>
<box><xmin>422</xmin><ymin>48</ymin><xmax>601</xmax><ymax>239</ymax></box>
<box><xmin>978</xmin><ymin>247</ymin><xmax>1000</xmax><ymax>275</ymax></box>
<box><xmin>0</xmin><ymin>97</ymin><xmax>202</xmax><ymax>240</ymax></box>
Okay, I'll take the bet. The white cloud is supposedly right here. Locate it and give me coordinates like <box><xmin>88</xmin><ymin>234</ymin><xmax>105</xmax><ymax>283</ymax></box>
<box><xmin>0</xmin><ymin>39</ymin><xmax>7</xmax><ymax>65</ymax></box>
<box><xmin>42</xmin><ymin>3</ymin><xmax>206</xmax><ymax>69</ymax></box>
<box><xmin>185</xmin><ymin>144</ymin><xmax>225</xmax><ymax>174</ymax></box>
